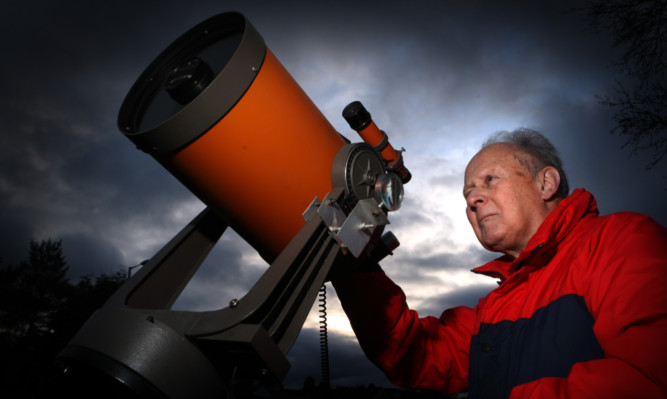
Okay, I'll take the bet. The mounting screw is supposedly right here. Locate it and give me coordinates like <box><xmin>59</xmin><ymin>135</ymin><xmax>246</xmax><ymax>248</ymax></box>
<box><xmin>229</xmin><ymin>298</ymin><xmax>239</xmax><ymax>308</ymax></box>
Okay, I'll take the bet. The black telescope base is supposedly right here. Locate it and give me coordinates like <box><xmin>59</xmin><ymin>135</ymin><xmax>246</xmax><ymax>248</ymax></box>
<box><xmin>58</xmin><ymin>346</ymin><xmax>167</xmax><ymax>399</ymax></box>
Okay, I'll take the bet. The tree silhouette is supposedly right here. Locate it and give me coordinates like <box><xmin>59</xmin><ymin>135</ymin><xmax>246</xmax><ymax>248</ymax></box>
<box><xmin>0</xmin><ymin>240</ymin><xmax>69</xmax><ymax>338</ymax></box>
<box><xmin>578</xmin><ymin>0</ymin><xmax>667</xmax><ymax>169</ymax></box>
<box><xmin>0</xmin><ymin>239</ymin><xmax>127</xmax><ymax>398</ymax></box>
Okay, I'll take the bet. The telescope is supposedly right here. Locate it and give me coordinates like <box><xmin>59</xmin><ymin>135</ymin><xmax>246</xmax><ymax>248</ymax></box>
<box><xmin>55</xmin><ymin>12</ymin><xmax>410</xmax><ymax>398</ymax></box>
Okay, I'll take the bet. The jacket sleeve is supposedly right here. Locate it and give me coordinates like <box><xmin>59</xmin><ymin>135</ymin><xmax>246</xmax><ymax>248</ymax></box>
<box><xmin>332</xmin><ymin>268</ymin><xmax>476</xmax><ymax>393</ymax></box>
<box><xmin>514</xmin><ymin>215</ymin><xmax>667</xmax><ymax>399</ymax></box>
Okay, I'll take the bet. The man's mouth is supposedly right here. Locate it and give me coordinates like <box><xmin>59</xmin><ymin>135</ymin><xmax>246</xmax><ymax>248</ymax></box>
<box><xmin>479</xmin><ymin>213</ymin><xmax>495</xmax><ymax>225</ymax></box>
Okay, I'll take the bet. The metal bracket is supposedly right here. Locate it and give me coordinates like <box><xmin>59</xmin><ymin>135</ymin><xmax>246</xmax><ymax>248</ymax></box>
<box><xmin>302</xmin><ymin>196</ymin><xmax>321</xmax><ymax>222</ymax></box>
<box><xmin>338</xmin><ymin>199</ymin><xmax>390</xmax><ymax>257</ymax></box>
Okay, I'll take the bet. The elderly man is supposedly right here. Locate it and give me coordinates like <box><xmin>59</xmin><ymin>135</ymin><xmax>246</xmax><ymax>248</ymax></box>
<box><xmin>332</xmin><ymin>129</ymin><xmax>667</xmax><ymax>398</ymax></box>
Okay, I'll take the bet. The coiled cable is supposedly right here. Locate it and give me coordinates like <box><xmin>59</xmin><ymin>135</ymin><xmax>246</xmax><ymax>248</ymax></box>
<box><xmin>318</xmin><ymin>284</ymin><xmax>331</xmax><ymax>389</ymax></box>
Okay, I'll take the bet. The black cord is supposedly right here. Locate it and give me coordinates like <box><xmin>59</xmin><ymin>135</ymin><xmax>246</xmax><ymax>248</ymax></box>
<box><xmin>318</xmin><ymin>284</ymin><xmax>331</xmax><ymax>389</ymax></box>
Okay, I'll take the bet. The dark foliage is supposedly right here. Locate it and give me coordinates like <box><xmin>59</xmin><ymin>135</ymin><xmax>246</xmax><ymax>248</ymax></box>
<box><xmin>0</xmin><ymin>239</ymin><xmax>127</xmax><ymax>398</ymax></box>
<box><xmin>578</xmin><ymin>0</ymin><xmax>667</xmax><ymax>169</ymax></box>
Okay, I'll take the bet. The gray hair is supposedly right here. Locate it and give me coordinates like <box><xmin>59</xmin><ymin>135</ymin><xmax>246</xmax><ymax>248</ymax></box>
<box><xmin>483</xmin><ymin>128</ymin><xmax>570</xmax><ymax>198</ymax></box>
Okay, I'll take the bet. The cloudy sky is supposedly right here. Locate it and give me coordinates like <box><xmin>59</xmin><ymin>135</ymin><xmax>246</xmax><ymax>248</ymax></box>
<box><xmin>2</xmin><ymin>0</ymin><xmax>665</xmax><ymax>391</ymax></box>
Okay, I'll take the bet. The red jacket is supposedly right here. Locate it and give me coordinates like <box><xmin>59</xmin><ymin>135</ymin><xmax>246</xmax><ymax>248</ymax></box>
<box><xmin>333</xmin><ymin>189</ymin><xmax>667</xmax><ymax>398</ymax></box>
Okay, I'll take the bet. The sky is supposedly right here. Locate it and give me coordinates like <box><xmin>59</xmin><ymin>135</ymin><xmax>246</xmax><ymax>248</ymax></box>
<box><xmin>1</xmin><ymin>0</ymin><xmax>666</xmax><ymax>391</ymax></box>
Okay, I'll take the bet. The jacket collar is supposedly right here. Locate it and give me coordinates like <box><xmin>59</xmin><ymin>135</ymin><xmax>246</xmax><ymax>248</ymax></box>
<box><xmin>472</xmin><ymin>188</ymin><xmax>598</xmax><ymax>282</ymax></box>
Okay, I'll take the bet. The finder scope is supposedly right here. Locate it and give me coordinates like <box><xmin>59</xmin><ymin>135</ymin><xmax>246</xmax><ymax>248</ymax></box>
<box><xmin>343</xmin><ymin>101</ymin><xmax>412</xmax><ymax>184</ymax></box>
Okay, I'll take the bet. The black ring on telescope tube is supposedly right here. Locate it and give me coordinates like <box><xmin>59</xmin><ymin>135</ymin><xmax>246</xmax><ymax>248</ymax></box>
<box><xmin>118</xmin><ymin>12</ymin><xmax>266</xmax><ymax>154</ymax></box>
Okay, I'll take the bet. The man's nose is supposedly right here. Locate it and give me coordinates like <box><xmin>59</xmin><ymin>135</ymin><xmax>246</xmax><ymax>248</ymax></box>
<box><xmin>466</xmin><ymin>190</ymin><xmax>486</xmax><ymax>212</ymax></box>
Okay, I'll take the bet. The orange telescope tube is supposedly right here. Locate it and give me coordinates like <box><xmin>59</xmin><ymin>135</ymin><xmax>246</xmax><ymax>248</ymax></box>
<box><xmin>118</xmin><ymin>12</ymin><xmax>346</xmax><ymax>263</ymax></box>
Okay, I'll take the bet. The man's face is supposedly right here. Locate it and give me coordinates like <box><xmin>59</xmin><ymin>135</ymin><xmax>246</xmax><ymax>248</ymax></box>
<box><xmin>463</xmin><ymin>143</ymin><xmax>550</xmax><ymax>258</ymax></box>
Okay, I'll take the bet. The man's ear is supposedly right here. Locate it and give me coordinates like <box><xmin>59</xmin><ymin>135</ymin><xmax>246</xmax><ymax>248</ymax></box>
<box><xmin>539</xmin><ymin>166</ymin><xmax>561</xmax><ymax>201</ymax></box>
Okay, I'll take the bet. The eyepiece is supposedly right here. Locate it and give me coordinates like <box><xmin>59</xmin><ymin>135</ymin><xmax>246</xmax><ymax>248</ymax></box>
<box><xmin>342</xmin><ymin>101</ymin><xmax>371</xmax><ymax>131</ymax></box>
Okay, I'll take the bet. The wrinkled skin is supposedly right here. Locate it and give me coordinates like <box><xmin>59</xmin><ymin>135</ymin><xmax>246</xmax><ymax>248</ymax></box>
<box><xmin>463</xmin><ymin>143</ymin><xmax>561</xmax><ymax>258</ymax></box>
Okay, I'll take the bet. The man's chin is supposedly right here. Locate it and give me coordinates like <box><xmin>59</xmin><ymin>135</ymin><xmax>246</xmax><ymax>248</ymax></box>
<box><xmin>480</xmin><ymin>234</ymin><xmax>502</xmax><ymax>251</ymax></box>
<box><xmin>481</xmin><ymin>238</ymin><xmax>510</xmax><ymax>256</ymax></box>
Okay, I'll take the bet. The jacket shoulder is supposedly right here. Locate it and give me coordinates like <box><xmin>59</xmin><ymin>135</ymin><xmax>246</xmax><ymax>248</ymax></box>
<box><xmin>577</xmin><ymin>211</ymin><xmax>666</xmax><ymax>244</ymax></box>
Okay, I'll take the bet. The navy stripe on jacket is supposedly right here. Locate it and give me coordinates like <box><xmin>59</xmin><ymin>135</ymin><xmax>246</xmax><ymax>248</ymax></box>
<box><xmin>468</xmin><ymin>294</ymin><xmax>604</xmax><ymax>399</ymax></box>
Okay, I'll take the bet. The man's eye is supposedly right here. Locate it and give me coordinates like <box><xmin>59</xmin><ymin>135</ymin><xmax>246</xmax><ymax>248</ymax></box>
<box><xmin>486</xmin><ymin>175</ymin><xmax>496</xmax><ymax>183</ymax></box>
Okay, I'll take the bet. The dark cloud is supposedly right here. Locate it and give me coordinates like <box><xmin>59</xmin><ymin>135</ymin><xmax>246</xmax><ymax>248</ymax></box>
<box><xmin>284</xmin><ymin>328</ymin><xmax>392</xmax><ymax>389</ymax></box>
<box><xmin>415</xmin><ymin>245</ymin><xmax>497</xmax><ymax>272</ymax></box>
<box><xmin>59</xmin><ymin>232</ymin><xmax>126</xmax><ymax>278</ymax></box>
<box><xmin>382</xmin><ymin>243</ymin><xmax>497</xmax><ymax>286</ymax></box>
<box><xmin>172</xmin><ymin>230</ymin><xmax>266</xmax><ymax>311</ymax></box>
<box><xmin>0</xmin><ymin>210</ymin><xmax>33</xmax><ymax>266</ymax></box>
